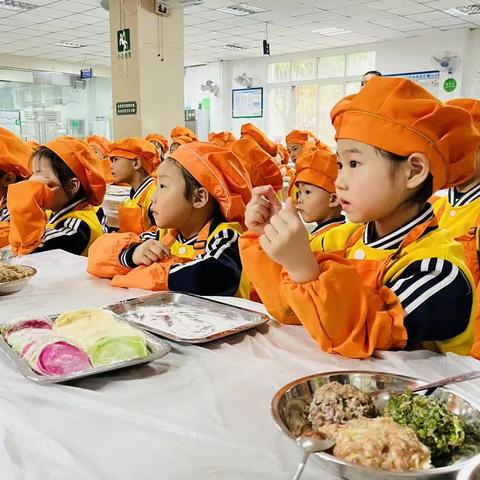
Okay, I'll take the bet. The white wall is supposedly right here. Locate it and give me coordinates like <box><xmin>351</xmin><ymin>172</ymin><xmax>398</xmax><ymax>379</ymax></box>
<box><xmin>184</xmin><ymin>28</ymin><xmax>480</xmax><ymax>136</ymax></box>
<box><xmin>184</xmin><ymin>62</ymin><xmax>222</xmax><ymax>138</ymax></box>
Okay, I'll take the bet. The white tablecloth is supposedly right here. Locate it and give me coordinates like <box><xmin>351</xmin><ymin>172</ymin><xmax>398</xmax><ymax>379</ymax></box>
<box><xmin>1</xmin><ymin>250</ymin><xmax>480</xmax><ymax>480</ymax></box>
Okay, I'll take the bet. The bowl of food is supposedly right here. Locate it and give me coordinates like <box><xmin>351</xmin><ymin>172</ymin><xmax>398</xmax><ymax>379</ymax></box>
<box><xmin>0</xmin><ymin>264</ymin><xmax>37</xmax><ymax>295</ymax></box>
<box><xmin>272</xmin><ymin>371</ymin><xmax>480</xmax><ymax>479</ymax></box>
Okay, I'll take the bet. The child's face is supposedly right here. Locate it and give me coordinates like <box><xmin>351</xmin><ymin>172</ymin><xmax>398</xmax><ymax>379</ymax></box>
<box><xmin>335</xmin><ymin>139</ymin><xmax>407</xmax><ymax>224</ymax></box>
<box><xmin>110</xmin><ymin>156</ymin><xmax>135</xmax><ymax>184</ymax></box>
<box><xmin>150</xmin><ymin>160</ymin><xmax>193</xmax><ymax>229</ymax></box>
<box><xmin>296</xmin><ymin>182</ymin><xmax>334</xmax><ymax>224</ymax></box>
<box><xmin>30</xmin><ymin>155</ymin><xmax>72</xmax><ymax>212</ymax></box>
<box><xmin>287</xmin><ymin>143</ymin><xmax>302</xmax><ymax>163</ymax></box>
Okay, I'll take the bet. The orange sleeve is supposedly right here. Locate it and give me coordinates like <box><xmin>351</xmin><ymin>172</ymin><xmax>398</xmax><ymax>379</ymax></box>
<box><xmin>239</xmin><ymin>231</ymin><xmax>300</xmax><ymax>325</ymax></box>
<box><xmin>279</xmin><ymin>253</ymin><xmax>407</xmax><ymax>358</ymax></box>
<box><xmin>111</xmin><ymin>261</ymin><xmax>173</xmax><ymax>290</ymax></box>
<box><xmin>87</xmin><ymin>232</ymin><xmax>140</xmax><ymax>278</ymax></box>
<box><xmin>0</xmin><ymin>221</ymin><xmax>9</xmax><ymax>248</ymax></box>
<box><xmin>7</xmin><ymin>181</ymin><xmax>54</xmax><ymax>256</ymax></box>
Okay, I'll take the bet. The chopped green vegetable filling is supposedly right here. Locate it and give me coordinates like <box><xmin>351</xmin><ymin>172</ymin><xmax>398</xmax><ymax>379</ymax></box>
<box><xmin>384</xmin><ymin>391</ymin><xmax>465</xmax><ymax>459</ymax></box>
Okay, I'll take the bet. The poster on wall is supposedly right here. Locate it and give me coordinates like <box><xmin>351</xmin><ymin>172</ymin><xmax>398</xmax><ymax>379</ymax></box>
<box><xmin>232</xmin><ymin>87</ymin><xmax>263</xmax><ymax>119</ymax></box>
<box><xmin>384</xmin><ymin>70</ymin><xmax>440</xmax><ymax>96</ymax></box>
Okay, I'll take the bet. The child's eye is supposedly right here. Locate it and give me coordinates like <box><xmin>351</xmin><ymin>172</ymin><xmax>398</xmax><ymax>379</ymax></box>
<box><xmin>305</xmin><ymin>189</ymin><xmax>311</xmax><ymax>195</ymax></box>
<box><xmin>159</xmin><ymin>183</ymin><xmax>166</xmax><ymax>189</ymax></box>
<box><xmin>350</xmin><ymin>160</ymin><xmax>359</xmax><ymax>168</ymax></box>
<box><xmin>337</xmin><ymin>162</ymin><xmax>342</xmax><ymax>170</ymax></box>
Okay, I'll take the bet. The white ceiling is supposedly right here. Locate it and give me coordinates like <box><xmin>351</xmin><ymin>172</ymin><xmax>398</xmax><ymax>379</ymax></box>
<box><xmin>0</xmin><ymin>0</ymin><xmax>478</xmax><ymax>68</ymax></box>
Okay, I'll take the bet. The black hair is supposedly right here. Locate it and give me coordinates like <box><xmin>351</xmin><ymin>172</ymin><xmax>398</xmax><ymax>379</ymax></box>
<box><xmin>376</xmin><ymin>148</ymin><xmax>433</xmax><ymax>206</ymax></box>
<box><xmin>363</xmin><ymin>70</ymin><xmax>382</xmax><ymax>77</ymax></box>
<box><xmin>32</xmin><ymin>146</ymin><xmax>86</xmax><ymax>202</ymax></box>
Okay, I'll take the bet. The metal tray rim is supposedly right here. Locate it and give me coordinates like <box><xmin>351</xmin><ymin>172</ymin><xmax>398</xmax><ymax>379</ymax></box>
<box><xmin>103</xmin><ymin>291</ymin><xmax>271</xmax><ymax>344</ymax></box>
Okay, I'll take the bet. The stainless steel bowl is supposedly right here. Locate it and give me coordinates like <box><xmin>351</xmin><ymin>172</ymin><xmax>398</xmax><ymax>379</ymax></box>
<box><xmin>272</xmin><ymin>370</ymin><xmax>480</xmax><ymax>480</ymax></box>
<box><xmin>458</xmin><ymin>455</ymin><xmax>480</xmax><ymax>480</ymax></box>
<box><xmin>0</xmin><ymin>266</ymin><xmax>37</xmax><ymax>295</ymax></box>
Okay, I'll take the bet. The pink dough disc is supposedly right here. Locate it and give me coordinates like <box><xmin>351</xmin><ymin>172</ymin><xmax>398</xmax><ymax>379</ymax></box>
<box><xmin>37</xmin><ymin>342</ymin><xmax>91</xmax><ymax>376</ymax></box>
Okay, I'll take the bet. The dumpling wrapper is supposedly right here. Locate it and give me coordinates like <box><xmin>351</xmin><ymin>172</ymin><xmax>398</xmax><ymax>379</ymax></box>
<box><xmin>2</xmin><ymin>317</ymin><xmax>52</xmax><ymax>337</ymax></box>
<box><xmin>8</xmin><ymin>329</ymin><xmax>91</xmax><ymax>376</ymax></box>
<box><xmin>53</xmin><ymin>308</ymin><xmax>148</xmax><ymax>367</ymax></box>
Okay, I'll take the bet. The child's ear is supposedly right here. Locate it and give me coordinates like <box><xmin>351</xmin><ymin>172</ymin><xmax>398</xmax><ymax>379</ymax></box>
<box><xmin>132</xmin><ymin>158</ymin><xmax>143</xmax><ymax>171</ymax></box>
<box><xmin>405</xmin><ymin>152</ymin><xmax>430</xmax><ymax>189</ymax></box>
<box><xmin>329</xmin><ymin>193</ymin><xmax>340</xmax><ymax>208</ymax></box>
<box><xmin>192</xmin><ymin>187</ymin><xmax>210</xmax><ymax>209</ymax></box>
<box><xmin>67</xmin><ymin>178</ymin><xmax>82</xmax><ymax>196</ymax></box>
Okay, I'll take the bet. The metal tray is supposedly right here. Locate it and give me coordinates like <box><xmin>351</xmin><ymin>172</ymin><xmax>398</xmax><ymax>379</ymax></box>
<box><xmin>0</xmin><ymin>266</ymin><xmax>37</xmax><ymax>295</ymax></box>
<box><xmin>272</xmin><ymin>370</ymin><xmax>480</xmax><ymax>480</ymax></box>
<box><xmin>103</xmin><ymin>292</ymin><xmax>270</xmax><ymax>344</ymax></box>
<box><xmin>0</xmin><ymin>313</ymin><xmax>170</xmax><ymax>384</ymax></box>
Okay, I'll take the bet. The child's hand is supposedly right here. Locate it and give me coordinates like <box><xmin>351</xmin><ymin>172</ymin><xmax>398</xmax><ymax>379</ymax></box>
<box><xmin>132</xmin><ymin>240</ymin><xmax>171</xmax><ymax>266</ymax></box>
<box><xmin>245</xmin><ymin>185</ymin><xmax>282</xmax><ymax>235</ymax></box>
<box><xmin>259</xmin><ymin>198</ymin><xmax>320</xmax><ymax>283</ymax></box>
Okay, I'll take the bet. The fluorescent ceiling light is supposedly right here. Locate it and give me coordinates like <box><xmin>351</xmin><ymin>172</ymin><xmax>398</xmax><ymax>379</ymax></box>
<box><xmin>222</xmin><ymin>44</ymin><xmax>247</xmax><ymax>50</ymax></box>
<box><xmin>54</xmin><ymin>41</ymin><xmax>87</xmax><ymax>48</ymax></box>
<box><xmin>218</xmin><ymin>3</ymin><xmax>266</xmax><ymax>16</ymax></box>
<box><xmin>444</xmin><ymin>4</ymin><xmax>480</xmax><ymax>16</ymax></box>
<box><xmin>312</xmin><ymin>27</ymin><xmax>351</xmax><ymax>36</ymax></box>
<box><xmin>0</xmin><ymin>0</ymin><xmax>37</xmax><ymax>11</ymax></box>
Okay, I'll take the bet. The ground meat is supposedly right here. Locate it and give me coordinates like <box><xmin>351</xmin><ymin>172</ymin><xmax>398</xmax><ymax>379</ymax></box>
<box><xmin>334</xmin><ymin>417</ymin><xmax>431</xmax><ymax>471</ymax></box>
<box><xmin>308</xmin><ymin>381</ymin><xmax>376</xmax><ymax>431</ymax></box>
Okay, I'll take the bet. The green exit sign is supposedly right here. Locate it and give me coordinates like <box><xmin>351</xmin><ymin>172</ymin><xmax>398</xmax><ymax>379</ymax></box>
<box><xmin>117</xmin><ymin>28</ymin><xmax>131</xmax><ymax>53</ymax></box>
<box><xmin>116</xmin><ymin>101</ymin><xmax>137</xmax><ymax>116</ymax></box>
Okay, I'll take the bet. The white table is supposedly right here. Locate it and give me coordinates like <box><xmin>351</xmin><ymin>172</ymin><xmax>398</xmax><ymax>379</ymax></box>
<box><xmin>1</xmin><ymin>250</ymin><xmax>480</xmax><ymax>480</ymax></box>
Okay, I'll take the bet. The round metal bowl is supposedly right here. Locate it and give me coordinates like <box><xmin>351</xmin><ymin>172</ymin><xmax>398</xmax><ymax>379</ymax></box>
<box><xmin>0</xmin><ymin>266</ymin><xmax>37</xmax><ymax>295</ymax></box>
<box><xmin>271</xmin><ymin>370</ymin><xmax>480</xmax><ymax>480</ymax></box>
<box><xmin>457</xmin><ymin>454</ymin><xmax>480</xmax><ymax>480</ymax></box>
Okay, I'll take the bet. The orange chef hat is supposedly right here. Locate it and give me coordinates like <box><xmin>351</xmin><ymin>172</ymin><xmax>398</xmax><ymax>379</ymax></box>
<box><xmin>331</xmin><ymin>77</ymin><xmax>480</xmax><ymax>191</ymax></box>
<box><xmin>292</xmin><ymin>146</ymin><xmax>337</xmax><ymax>194</ymax></box>
<box><xmin>43</xmin><ymin>136</ymin><xmax>106</xmax><ymax>206</ymax></box>
<box><xmin>446</xmin><ymin>98</ymin><xmax>480</xmax><ymax>133</ymax></box>
<box><xmin>230</xmin><ymin>137</ymin><xmax>283</xmax><ymax>192</ymax></box>
<box><xmin>109</xmin><ymin>137</ymin><xmax>160</xmax><ymax>175</ymax></box>
<box><xmin>170</xmin><ymin>142</ymin><xmax>252</xmax><ymax>223</ymax></box>
<box><xmin>286</xmin><ymin>130</ymin><xmax>316</xmax><ymax>145</ymax></box>
<box><xmin>0</xmin><ymin>127</ymin><xmax>33</xmax><ymax>179</ymax></box>
<box><xmin>240</xmin><ymin>123</ymin><xmax>278</xmax><ymax>157</ymax></box>
<box><xmin>26</xmin><ymin>139</ymin><xmax>40</xmax><ymax>151</ymax></box>
<box><xmin>208</xmin><ymin>131</ymin><xmax>237</xmax><ymax>148</ymax></box>
<box><xmin>171</xmin><ymin>126</ymin><xmax>198</xmax><ymax>145</ymax></box>
<box><xmin>276</xmin><ymin>143</ymin><xmax>289</xmax><ymax>165</ymax></box>
<box><xmin>86</xmin><ymin>135</ymin><xmax>111</xmax><ymax>158</ymax></box>
<box><xmin>145</xmin><ymin>133</ymin><xmax>169</xmax><ymax>153</ymax></box>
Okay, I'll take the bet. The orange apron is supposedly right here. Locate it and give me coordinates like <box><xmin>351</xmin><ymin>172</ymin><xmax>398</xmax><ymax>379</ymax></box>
<box><xmin>342</xmin><ymin>215</ymin><xmax>439</xmax><ymax>292</ymax></box>
<box><xmin>118</xmin><ymin>187</ymin><xmax>154</xmax><ymax>235</ymax></box>
<box><xmin>455</xmin><ymin>214</ymin><xmax>480</xmax><ymax>359</ymax></box>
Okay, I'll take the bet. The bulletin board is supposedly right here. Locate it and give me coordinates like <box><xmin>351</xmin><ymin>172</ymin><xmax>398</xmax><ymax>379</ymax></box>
<box><xmin>232</xmin><ymin>87</ymin><xmax>263</xmax><ymax>119</ymax></box>
<box><xmin>384</xmin><ymin>70</ymin><xmax>440</xmax><ymax>96</ymax></box>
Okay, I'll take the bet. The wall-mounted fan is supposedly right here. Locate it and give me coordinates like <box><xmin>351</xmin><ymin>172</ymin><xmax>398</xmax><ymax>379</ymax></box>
<box><xmin>431</xmin><ymin>51</ymin><xmax>461</xmax><ymax>75</ymax></box>
<box><xmin>201</xmin><ymin>80</ymin><xmax>219</xmax><ymax>96</ymax></box>
<box><xmin>234</xmin><ymin>72</ymin><xmax>254</xmax><ymax>88</ymax></box>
